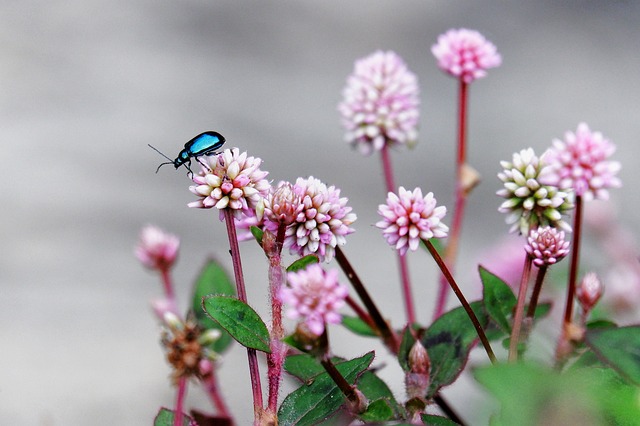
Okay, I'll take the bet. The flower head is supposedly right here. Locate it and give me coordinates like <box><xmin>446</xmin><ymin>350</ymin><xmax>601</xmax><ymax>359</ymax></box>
<box><xmin>135</xmin><ymin>225</ymin><xmax>180</xmax><ymax>271</ymax></box>
<box><xmin>497</xmin><ymin>148</ymin><xmax>573</xmax><ymax>234</ymax></box>
<box><xmin>284</xmin><ymin>176</ymin><xmax>356</xmax><ymax>262</ymax></box>
<box><xmin>280</xmin><ymin>264</ymin><xmax>348</xmax><ymax>336</ymax></box>
<box><xmin>432</xmin><ymin>28</ymin><xmax>501</xmax><ymax>83</ymax></box>
<box><xmin>263</xmin><ymin>181</ymin><xmax>303</xmax><ymax>227</ymax></box>
<box><xmin>188</xmin><ymin>148</ymin><xmax>271</xmax><ymax>220</ymax></box>
<box><xmin>376</xmin><ymin>187</ymin><xmax>448</xmax><ymax>256</ymax></box>
<box><xmin>525</xmin><ymin>226</ymin><xmax>570</xmax><ymax>267</ymax></box>
<box><xmin>542</xmin><ymin>123</ymin><xmax>621</xmax><ymax>201</ymax></box>
<box><xmin>339</xmin><ymin>50</ymin><xmax>420</xmax><ymax>155</ymax></box>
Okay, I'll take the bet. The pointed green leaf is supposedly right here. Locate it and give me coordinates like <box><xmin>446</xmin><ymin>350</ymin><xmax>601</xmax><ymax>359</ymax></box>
<box><xmin>585</xmin><ymin>325</ymin><xmax>640</xmax><ymax>385</ymax></box>
<box><xmin>422</xmin><ymin>301</ymin><xmax>488</xmax><ymax>397</ymax></box>
<box><xmin>278</xmin><ymin>352</ymin><xmax>375</xmax><ymax>426</ymax></box>
<box><xmin>154</xmin><ymin>408</ymin><xmax>195</xmax><ymax>426</ymax></box>
<box><xmin>342</xmin><ymin>316</ymin><xmax>377</xmax><ymax>337</ymax></box>
<box><xmin>480</xmin><ymin>265</ymin><xmax>516</xmax><ymax>334</ymax></box>
<box><xmin>286</xmin><ymin>254</ymin><xmax>319</xmax><ymax>273</ymax></box>
<box><xmin>359</xmin><ymin>399</ymin><xmax>393</xmax><ymax>422</ymax></box>
<box><xmin>284</xmin><ymin>354</ymin><xmax>341</xmax><ymax>382</ymax></box>
<box><xmin>191</xmin><ymin>259</ymin><xmax>235</xmax><ymax>353</ymax></box>
<box><xmin>422</xmin><ymin>414</ymin><xmax>461</xmax><ymax>425</ymax></box>
<box><xmin>250</xmin><ymin>225</ymin><xmax>263</xmax><ymax>245</ymax></box>
<box><xmin>357</xmin><ymin>370</ymin><xmax>403</xmax><ymax>418</ymax></box>
<box><xmin>202</xmin><ymin>296</ymin><xmax>271</xmax><ymax>353</ymax></box>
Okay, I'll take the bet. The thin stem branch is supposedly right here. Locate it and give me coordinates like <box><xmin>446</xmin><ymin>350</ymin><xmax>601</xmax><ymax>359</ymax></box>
<box><xmin>336</xmin><ymin>247</ymin><xmax>400</xmax><ymax>353</ymax></box>
<box><xmin>223</xmin><ymin>209</ymin><xmax>264</xmax><ymax>421</ymax></box>
<box><xmin>423</xmin><ymin>239</ymin><xmax>496</xmax><ymax>363</ymax></box>
<box><xmin>521</xmin><ymin>265</ymin><xmax>548</xmax><ymax>345</ymax></box>
<box><xmin>203</xmin><ymin>369</ymin><xmax>232</xmax><ymax>419</ymax></box>
<box><xmin>434</xmin><ymin>394</ymin><xmax>467</xmax><ymax>426</ymax></box>
<box><xmin>508</xmin><ymin>255</ymin><xmax>533</xmax><ymax>362</ymax></box>
<box><xmin>381</xmin><ymin>144</ymin><xmax>416</xmax><ymax>324</ymax></box>
<box><xmin>174</xmin><ymin>377</ymin><xmax>188</xmax><ymax>426</ymax></box>
<box><xmin>345</xmin><ymin>295</ymin><xmax>376</xmax><ymax>330</ymax></box>
<box><xmin>434</xmin><ymin>80</ymin><xmax>469</xmax><ymax>320</ymax></box>
<box><xmin>563</xmin><ymin>196</ymin><xmax>583</xmax><ymax>324</ymax></box>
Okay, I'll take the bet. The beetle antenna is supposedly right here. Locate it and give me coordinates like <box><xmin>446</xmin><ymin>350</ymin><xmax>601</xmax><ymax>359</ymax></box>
<box><xmin>148</xmin><ymin>144</ymin><xmax>173</xmax><ymax>162</ymax></box>
<box><xmin>155</xmin><ymin>161</ymin><xmax>174</xmax><ymax>174</ymax></box>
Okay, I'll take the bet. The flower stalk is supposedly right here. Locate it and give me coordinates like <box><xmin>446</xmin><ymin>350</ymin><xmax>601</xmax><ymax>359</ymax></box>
<box><xmin>423</xmin><ymin>239</ymin><xmax>496</xmax><ymax>363</ymax></box>
<box><xmin>508</xmin><ymin>255</ymin><xmax>533</xmax><ymax>361</ymax></box>
<box><xmin>174</xmin><ymin>377</ymin><xmax>188</xmax><ymax>426</ymax></box>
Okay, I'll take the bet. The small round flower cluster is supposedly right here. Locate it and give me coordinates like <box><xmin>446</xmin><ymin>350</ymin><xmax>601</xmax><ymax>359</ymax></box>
<box><xmin>280</xmin><ymin>264</ymin><xmax>348</xmax><ymax>336</ymax></box>
<box><xmin>431</xmin><ymin>28</ymin><xmax>502</xmax><ymax>84</ymax></box>
<box><xmin>543</xmin><ymin>123</ymin><xmax>621</xmax><ymax>201</ymax></box>
<box><xmin>135</xmin><ymin>225</ymin><xmax>180</xmax><ymax>271</ymax></box>
<box><xmin>339</xmin><ymin>50</ymin><xmax>420</xmax><ymax>155</ymax></box>
<box><xmin>525</xmin><ymin>226</ymin><xmax>570</xmax><ymax>267</ymax></box>
<box><xmin>376</xmin><ymin>187</ymin><xmax>449</xmax><ymax>256</ymax></box>
<box><xmin>188</xmin><ymin>148</ymin><xmax>270</xmax><ymax>220</ymax></box>
<box><xmin>497</xmin><ymin>148</ymin><xmax>573</xmax><ymax>234</ymax></box>
<box><xmin>282</xmin><ymin>177</ymin><xmax>357</xmax><ymax>262</ymax></box>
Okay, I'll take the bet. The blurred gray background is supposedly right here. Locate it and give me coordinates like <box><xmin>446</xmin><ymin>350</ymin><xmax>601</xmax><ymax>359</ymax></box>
<box><xmin>3</xmin><ymin>1</ymin><xmax>639</xmax><ymax>425</ymax></box>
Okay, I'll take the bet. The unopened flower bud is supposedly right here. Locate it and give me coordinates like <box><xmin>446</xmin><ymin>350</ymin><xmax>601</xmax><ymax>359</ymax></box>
<box><xmin>406</xmin><ymin>341</ymin><xmax>431</xmax><ymax>400</ymax></box>
<box><xmin>135</xmin><ymin>225</ymin><xmax>180</xmax><ymax>271</ymax></box>
<box><xmin>266</xmin><ymin>182</ymin><xmax>301</xmax><ymax>226</ymax></box>
<box><xmin>576</xmin><ymin>272</ymin><xmax>603</xmax><ymax>312</ymax></box>
<box><xmin>408</xmin><ymin>341</ymin><xmax>430</xmax><ymax>375</ymax></box>
<box><xmin>163</xmin><ymin>312</ymin><xmax>183</xmax><ymax>331</ymax></box>
<box><xmin>461</xmin><ymin>163</ymin><xmax>481</xmax><ymax>196</ymax></box>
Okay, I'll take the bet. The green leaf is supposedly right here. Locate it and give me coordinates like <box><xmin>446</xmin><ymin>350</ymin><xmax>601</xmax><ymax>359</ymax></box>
<box><xmin>480</xmin><ymin>266</ymin><xmax>516</xmax><ymax>334</ymax></box>
<box><xmin>474</xmin><ymin>361</ymin><xmax>640</xmax><ymax>426</ymax></box>
<box><xmin>250</xmin><ymin>225</ymin><xmax>263</xmax><ymax>245</ymax></box>
<box><xmin>283</xmin><ymin>354</ymin><xmax>339</xmax><ymax>382</ymax></box>
<box><xmin>357</xmin><ymin>371</ymin><xmax>403</xmax><ymax>417</ymax></box>
<box><xmin>201</xmin><ymin>296</ymin><xmax>271</xmax><ymax>353</ymax></box>
<box><xmin>359</xmin><ymin>399</ymin><xmax>393</xmax><ymax>422</ymax></box>
<box><xmin>341</xmin><ymin>316</ymin><xmax>377</xmax><ymax>337</ymax></box>
<box><xmin>397</xmin><ymin>326</ymin><xmax>417</xmax><ymax>372</ymax></box>
<box><xmin>421</xmin><ymin>414</ymin><xmax>461</xmax><ymax>425</ymax></box>
<box><xmin>278</xmin><ymin>352</ymin><xmax>375</xmax><ymax>426</ymax></box>
<box><xmin>286</xmin><ymin>255</ymin><xmax>319</xmax><ymax>273</ymax></box>
<box><xmin>191</xmin><ymin>259</ymin><xmax>235</xmax><ymax>353</ymax></box>
<box><xmin>422</xmin><ymin>301</ymin><xmax>488</xmax><ymax>397</ymax></box>
<box><xmin>585</xmin><ymin>325</ymin><xmax>640</xmax><ymax>385</ymax></box>
<box><xmin>154</xmin><ymin>408</ymin><xmax>195</xmax><ymax>426</ymax></box>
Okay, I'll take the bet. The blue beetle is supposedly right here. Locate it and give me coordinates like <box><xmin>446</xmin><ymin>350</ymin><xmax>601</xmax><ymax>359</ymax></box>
<box><xmin>149</xmin><ymin>131</ymin><xmax>226</xmax><ymax>176</ymax></box>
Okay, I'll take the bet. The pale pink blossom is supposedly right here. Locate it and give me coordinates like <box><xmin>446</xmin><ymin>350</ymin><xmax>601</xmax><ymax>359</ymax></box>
<box><xmin>542</xmin><ymin>123</ymin><xmax>621</xmax><ymax>201</ymax></box>
<box><xmin>280</xmin><ymin>264</ymin><xmax>348</xmax><ymax>336</ymax></box>
<box><xmin>284</xmin><ymin>176</ymin><xmax>356</xmax><ymax>262</ymax></box>
<box><xmin>135</xmin><ymin>225</ymin><xmax>180</xmax><ymax>271</ymax></box>
<box><xmin>188</xmin><ymin>148</ymin><xmax>271</xmax><ymax>220</ymax></box>
<box><xmin>263</xmin><ymin>181</ymin><xmax>302</xmax><ymax>227</ymax></box>
<box><xmin>376</xmin><ymin>187</ymin><xmax>448</xmax><ymax>256</ymax></box>
<box><xmin>525</xmin><ymin>226</ymin><xmax>570</xmax><ymax>267</ymax></box>
<box><xmin>432</xmin><ymin>28</ymin><xmax>501</xmax><ymax>83</ymax></box>
<box><xmin>576</xmin><ymin>272</ymin><xmax>603</xmax><ymax>312</ymax></box>
<box><xmin>339</xmin><ymin>50</ymin><xmax>420</xmax><ymax>155</ymax></box>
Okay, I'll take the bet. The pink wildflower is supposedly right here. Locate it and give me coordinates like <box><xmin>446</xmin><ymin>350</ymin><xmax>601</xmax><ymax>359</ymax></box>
<box><xmin>188</xmin><ymin>148</ymin><xmax>271</xmax><ymax>220</ymax></box>
<box><xmin>280</xmin><ymin>264</ymin><xmax>348</xmax><ymax>336</ymax></box>
<box><xmin>542</xmin><ymin>123</ymin><xmax>621</xmax><ymax>200</ymax></box>
<box><xmin>339</xmin><ymin>50</ymin><xmax>420</xmax><ymax>155</ymax></box>
<box><xmin>525</xmin><ymin>226</ymin><xmax>570</xmax><ymax>267</ymax></box>
<box><xmin>376</xmin><ymin>187</ymin><xmax>448</xmax><ymax>256</ymax></box>
<box><xmin>263</xmin><ymin>181</ymin><xmax>302</xmax><ymax>227</ymax></box>
<box><xmin>284</xmin><ymin>176</ymin><xmax>356</xmax><ymax>262</ymax></box>
<box><xmin>432</xmin><ymin>28</ymin><xmax>501</xmax><ymax>83</ymax></box>
<box><xmin>135</xmin><ymin>225</ymin><xmax>180</xmax><ymax>271</ymax></box>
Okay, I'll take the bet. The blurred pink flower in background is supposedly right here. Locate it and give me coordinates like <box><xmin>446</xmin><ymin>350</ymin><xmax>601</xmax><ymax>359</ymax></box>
<box><xmin>339</xmin><ymin>50</ymin><xmax>420</xmax><ymax>155</ymax></box>
<box><xmin>281</xmin><ymin>264</ymin><xmax>348</xmax><ymax>336</ymax></box>
<box><xmin>135</xmin><ymin>225</ymin><xmax>180</xmax><ymax>271</ymax></box>
<box><xmin>543</xmin><ymin>123</ymin><xmax>621</xmax><ymax>201</ymax></box>
<box><xmin>431</xmin><ymin>28</ymin><xmax>501</xmax><ymax>83</ymax></box>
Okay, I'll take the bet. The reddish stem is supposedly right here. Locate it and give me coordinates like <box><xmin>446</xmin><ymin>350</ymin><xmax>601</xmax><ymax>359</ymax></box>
<box><xmin>174</xmin><ymin>377</ymin><xmax>188</xmax><ymax>426</ymax></box>
<box><xmin>424</xmin><ymin>239</ymin><xmax>496</xmax><ymax>363</ymax></box>
<box><xmin>508</xmin><ymin>255</ymin><xmax>533</xmax><ymax>361</ymax></box>
<box><xmin>381</xmin><ymin>144</ymin><xmax>415</xmax><ymax>324</ymax></box>
<box><xmin>203</xmin><ymin>370</ymin><xmax>232</xmax><ymax>419</ymax></box>
<box><xmin>563</xmin><ymin>196</ymin><xmax>583</xmax><ymax>324</ymax></box>
<box><xmin>434</xmin><ymin>80</ymin><xmax>469</xmax><ymax>320</ymax></box>
<box><xmin>345</xmin><ymin>295</ymin><xmax>376</xmax><ymax>330</ymax></box>
<box><xmin>223</xmin><ymin>209</ymin><xmax>264</xmax><ymax>420</ymax></box>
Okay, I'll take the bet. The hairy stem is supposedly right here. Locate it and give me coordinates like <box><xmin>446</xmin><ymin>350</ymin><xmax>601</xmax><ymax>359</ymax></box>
<box><xmin>508</xmin><ymin>255</ymin><xmax>533</xmax><ymax>361</ymax></box>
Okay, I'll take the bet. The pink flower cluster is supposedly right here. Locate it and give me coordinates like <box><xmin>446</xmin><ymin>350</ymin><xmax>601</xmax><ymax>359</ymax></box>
<box><xmin>524</xmin><ymin>226</ymin><xmax>570</xmax><ymax>267</ymax></box>
<box><xmin>135</xmin><ymin>225</ymin><xmax>180</xmax><ymax>271</ymax></box>
<box><xmin>376</xmin><ymin>187</ymin><xmax>448</xmax><ymax>256</ymax></box>
<box><xmin>543</xmin><ymin>123</ymin><xmax>621</xmax><ymax>201</ymax></box>
<box><xmin>188</xmin><ymin>148</ymin><xmax>270</xmax><ymax>220</ymax></box>
<box><xmin>432</xmin><ymin>28</ymin><xmax>501</xmax><ymax>83</ymax></box>
<box><xmin>280</xmin><ymin>264</ymin><xmax>348</xmax><ymax>336</ymax></box>
<box><xmin>339</xmin><ymin>50</ymin><xmax>420</xmax><ymax>155</ymax></box>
